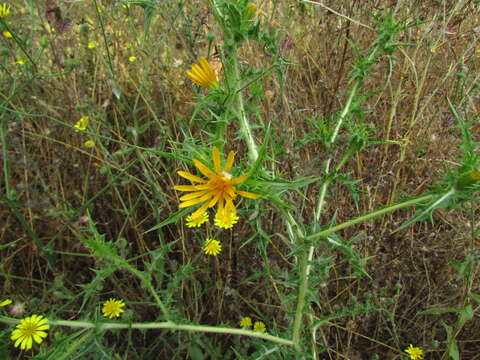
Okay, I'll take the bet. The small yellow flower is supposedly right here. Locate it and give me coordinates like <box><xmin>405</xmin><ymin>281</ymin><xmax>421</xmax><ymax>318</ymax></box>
<box><xmin>239</xmin><ymin>317</ymin><xmax>252</xmax><ymax>328</ymax></box>
<box><xmin>2</xmin><ymin>31</ymin><xmax>12</xmax><ymax>38</ymax></box>
<box><xmin>121</xmin><ymin>2</ymin><xmax>131</xmax><ymax>9</ymax></box>
<box><xmin>0</xmin><ymin>299</ymin><xmax>12</xmax><ymax>307</ymax></box>
<box><xmin>405</xmin><ymin>344</ymin><xmax>424</xmax><ymax>360</ymax></box>
<box><xmin>74</xmin><ymin>116</ymin><xmax>89</xmax><ymax>131</ymax></box>
<box><xmin>84</xmin><ymin>140</ymin><xmax>95</xmax><ymax>148</ymax></box>
<box><xmin>123</xmin><ymin>17</ymin><xmax>129</xmax><ymax>22</ymax></box>
<box><xmin>186</xmin><ymin>212</ymin><xmax>209</xmax><ymax>228</ymax></box>
<box><xmin>87</xmin><ymin>41</ymin><xmax>99</xmax><ymax>49</ymax></box>
<box><xmin>174</xmin><ymin>146</ymin><xmax>261</xmax><ymax>227</ymax></box>
<box><xmin>203</xmin><ymin>238</ymin><xmax>222</xmax><ymax>256</ymax></box>
<box><xmin>186</xmin><ymin>57</ymin><xmax>218</xmax><ymax>88</ymax></box>
<box><xmin>10</xmin><ymin>315</ymin><xmax>49</xmax><ymax>350</ymax></box>
<box><xmin>0</xmin><ymin>3</ymin><xmax>10</xmax><ymax>18</ymax></box>
<box><xmin>102</xmin><ymin>298</ymin><xmax>125</xmax><ymax>319</ymax></box>
<box><xmin>15</xmin><ymin>56</ymin><xmax>25</xmax><ymax>65</ymax></box>
<box><xmin>214</xmin><ymin>209</ymin><xmax>239</xmax><ymax>229</ymax></box>
<box><xmin>253</xmin><ymin>321</ymin><xmax>266</xmax><ymax>333</ymax></box>
<box><xmin>129</xmin><ymin>55</ymin><xmax>137</xmax><ymax>62</ymax></box>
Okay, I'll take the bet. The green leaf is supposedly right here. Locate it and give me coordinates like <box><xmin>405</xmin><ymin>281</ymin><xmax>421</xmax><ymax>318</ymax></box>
<box><xmin>468</xmin><ymin>293</ymin><xmax>480</xmax><ymax>304</ymax></box>
<box><xmin>393</xmin><ymin>188</ymin><xmax>456</xmax><ymax>233</ymax></box>
<box><xmin>458</xmin><ymin>304</ymin><xmax>473</xmax><ymax>328</ymax></box>
<box><xmin>188</xmin><ymin>344</ymin><xmax>205</xmax><ymax>360</ymax></box>
<box><xmin>419</xmin><ymin>307</ymin><xmax>460</xmax><ymax>315</ymax></box>
<box><xmin>441</xmin><ymin>322</ymin><xmax>459</xmax><ymax>360</ymax></box>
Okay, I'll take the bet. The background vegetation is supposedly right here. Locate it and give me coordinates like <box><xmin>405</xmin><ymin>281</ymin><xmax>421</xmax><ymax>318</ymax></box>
<box><xmin>1</xmin><ymin>0</ymin><xmax>479</xmax><ymax>359</ymax></box>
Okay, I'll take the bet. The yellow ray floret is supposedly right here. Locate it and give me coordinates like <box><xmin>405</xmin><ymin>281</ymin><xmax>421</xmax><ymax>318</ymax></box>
<box><xmin>186</xmin><ymin>57</ymin><xmax>218</xmax><ymax>89</ymax></box>
<box><xmin>174</xmin><ymin>146</ymin><xmax>261</xmax><ymax>228</ymax></box>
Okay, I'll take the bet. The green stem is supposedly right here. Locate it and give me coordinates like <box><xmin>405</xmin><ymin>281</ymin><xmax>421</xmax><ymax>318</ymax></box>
<box><xmin>307</xmin><ymin>194</ymin><xmax>433</xmax><ymax>242</ymax></box>
<box><xmin>0</xmin><ymin>117</ymin><xmax>10</xmax><ymax>198</ymax></box>
<box><xmin>0</xmin><ymin>316</ymin><xmax>293</xmax><ymax>346</ymax></box>
<box><xmin>231</xmin><ymin>50</ymin><xmax>258</xmax><ymax>163</ymax></box>
<box><xmin>123</xmin><ymin>265</ymin><xmax>171</xmax><ymax>321</ymax></box>
<box><xmin>292</xmin><ymin>251</ymin><xmax>308</xmax><ymax>349</ymax></box>
<box><xmin>292</xmin><ymin>46</ymin><xmax>380</xmax><ymax>351</ymax></box>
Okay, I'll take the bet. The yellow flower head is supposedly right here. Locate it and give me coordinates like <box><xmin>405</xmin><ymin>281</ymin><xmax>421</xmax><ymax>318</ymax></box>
<box><xmin>15</xmin><ymin>56</ymin><xmax>25</xmax><ymax>65</ymax></box>
<box><xmin>129</xmin><ymin>55</ymin><xmax>137</xmax><ymax>63</ymax></box>
<box><xmin>10</xmin><ymin>315</ymin><xmax>49</xmax><ymax>350</ymax></box>
<box><xmin>102</xmin><ymin>298</ymin><xmax>125</xmax><ymax>319</ymax></box>
<box><xmin>84</xmin><ymin>140</ymin><xmax>95</xmax><ymax>148</ymax></box>
<box><xmin>174</xmin><ymin>146</ymin><xmax>261</xmax><ymax>228</ymax></box>
<box><xmin>0</xmin><ymin>299</ymin><xmax>12</xmax><ymax>307</ymax></box>
<box><xmin>186</xmin><ymin>57</ymin><xmax>218</xmax><ymax>88</ymax></box>
<box><xmin>74</xmin><ymin>116</ymin><xmax>89</xmax><ymax>131</ymax></box>
<box><xmin>88</xmin><ymin>41</ymin><xmax>99</xmax><ymax>49</ymax></box>
<box><xmin>239</xmin><ymin>317</ymin><xmax>252</xmax><ymax>328</ymax></box>
<box><xmin>214</xmin><ymin>208</ymin><xmax>239</xmax><ymax>229</ymax></box>
<box><xmin>203</xmin><ymin>238</ymin><xmax>222</xmax><ymax>256</ymax></box>
<box><xmin>405</xmin><ymin>344</ymin><xmax>424</xmax><ymax>360</ymax></box>
<box><xmin>253</xmin><ymin>321</ymin><xmax>266</xmax><ymax>333</ymax></box>
<box><xmin>2</xmin><ymin>31</ymin><xmax>12</xmax><ymax>38</ymax></box>
<box><xmin>186</xmin><ymin>212</ymin><xmax>209</xmax><ymax>228</ymax></box>
<box><xmin>0</xmin><ymin>3</ymin><xmax>10</xmax><ymax>18</ymax></box>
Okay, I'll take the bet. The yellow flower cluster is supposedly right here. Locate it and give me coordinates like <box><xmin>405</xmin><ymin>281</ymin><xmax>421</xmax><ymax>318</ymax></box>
<box><xmin>239</xmin><ymin>317</ymin><xmax>266</xmax><ymax>333</ymax></box>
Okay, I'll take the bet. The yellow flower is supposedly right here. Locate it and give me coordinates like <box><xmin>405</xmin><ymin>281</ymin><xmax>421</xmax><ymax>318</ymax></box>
<box><xmin>174</xmin><ymin>146</ymin><xmax>261</xmax><ymax>229</ymax></box>
<box><xmin>123</xmin><ymin>17</ymin><xmax>129</xmax><ymax>22</ymax></box>
<box><xmin>239</xmin><ymin>317</ymin><xmax>252</xmax><ymax>328</ymax></box>
<box><xmin>253</xmin><ymin>321</ymin><xmax>266</xmax><ymax>333</ymax></box>
<box><xmin>84</xmin><ymin>140</ymin><xmax>95</xmax><ymax>148</ymax></box>
<box><xmin>0</xmin><ymin>3</ymin><xmax>10</xmax><ymax>18</ymax></box>
<box><xmin>10</xmin><ymin>315</ymin><xmax>49</xmax><ymax>350</ymax></box>
<box><xmin>2</xmin><ymin>31</ymin><xmax>12</xmax><ymax>38</ymax></box>
<box><xmin>0</xmin><ymin>299</ymin><xmax>12</xmax><ymax>307</ymax></box>
<box><xmin>186</xmin><ymin>212</ymin><xmax>209</xmax><ymax>228</ymax></box>
<box><xmin>102</xmin><ymin>298</ymin><xmax>125</xmax><ymax>319</ymax></box>
<box><xmin>74</xmin><ymin>116</ymin><xmax>89</xmax><ymax>131</ymax></box>
<box><xmin>129</xmin><ymin>55</ymin><xmax>137</xmax><ymax>62</ymax></box>
<box><xmin>405</xmin><ymin>344</ymin><xmax>424</xmax><ymax>360</ymax></box>
<box><xmin>214</xmin><ymin>210</ymin><xmax>239</xmax><ymax>229</ymax></box>
<box><xmin>203</xmin><ymin>238</ymin><xmax>222</xmax><ymax>256</ymax></box>
<box><xmin>88</xmin><ymin>41</ymin><xmax>99</xmax><ymax>49</ymax></box>
<box><xmin>121</xmin><ymin>2</ymin><xmax>131</xmax><ymax>9</ymax></box>
<box><xmin>15</xmin><ymin>56</ymin><xmax>25</xmax><ymax>65</ymax></box>
<box><xmin>186</xmin><ymin>57</ymin><xmax>218</xmax><ymax>88</ymax></box>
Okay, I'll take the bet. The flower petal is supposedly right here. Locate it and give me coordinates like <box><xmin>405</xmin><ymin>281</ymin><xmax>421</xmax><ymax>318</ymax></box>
<box><xmin>199</xmin><ymin>57</ymin><xmax>215</xmax><ymax>79</ymax></box>
<box><xmin>177</xmin><ymin>171</ymin><xmax>207</xmax><ymax>183</ymax></box>
<box><xmin>231</xmin><ymin>173</ymin><xmax>249</xmax><ymax>184</ymax></box>
<box><xmin>225</xmin><ymin>151</ymin><xmax>235</xmax><ymax>172</ymax></box>
<box><xmin>179</xmin><ymin>192</ymin><xmax>214</xmax><ymax>207</ymax></box>
<box><xmin>193</xmin><ymin>159</ymin><xmax>217</xmax><ymax>179</ymax></box>
<box><xmin>212</xmin><ymin>146</ymin><xmax>221</xmax><ymax>173</ymax></box>
<box><xmin>237</xmin><ymin>190</ymin><xmax>262</xmax><ymax>199</ymax></box>
<box><xmin>191</xmin><ymin>201</ymin><xmax>211</xmax><ymax>218</ymax></box>
<box><xmin>174</xmin><ymin>184</ymin><xmax>210</xmax><ymax>191</ymax></box>
<box><xmin>179</xmin><ymin>190</ymin><xmax>209</xmax><ymax>201</ymax></box>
